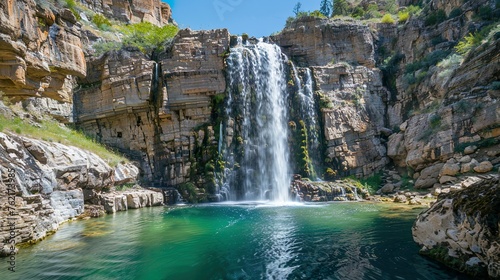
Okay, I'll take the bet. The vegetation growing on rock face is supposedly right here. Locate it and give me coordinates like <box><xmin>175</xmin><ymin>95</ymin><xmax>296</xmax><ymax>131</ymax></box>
<box><xmin>0</xmin><ymin>115</ymin><xmax>128</xmax><ymax>167</ymax></box>
<box><xmin>381</xmin><ymin>14</ymin><xmax>395</xmax><ymax>24</ymax></box>
<box><xmin>92</xmin><ymin>22</ymin><xmax>179</xmax><ymax>57</ymax></box>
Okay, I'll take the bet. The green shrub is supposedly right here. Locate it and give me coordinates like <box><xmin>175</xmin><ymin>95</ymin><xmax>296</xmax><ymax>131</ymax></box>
<box><xmin>177</xmin><ymin>182</ymin><xmax>198</xmax><ymax>203</ymax></box>
<box><xmin>405</xmin><ymin>49</ymin><xmax>451</xmax><ymax>74</ymax></box>
<box><xmin>92</xmin><ymin>14</ymin><xmax>111</xmax><ymax>30</ymax></box>
<box><xmin>351</xmin><ymin>6</ymin><xmax>365</xmax><ymax>18</ymax></box>
<box><xmin>64</xmin><ymin>0</ymin><xmax>81</xmax><ymax>20</ymax></box>
<box><xmin>381</xmin><ymin>14</ymin><xmax>395</xmax><ymax>24</ymax></box>
<box><xmin>455</xmin><ymin>32</ymin><xmax>482</xmax><ymax>55</ymax></box>
<box><xmin>398</xmin><ymin>11</ymin><xmax>410</xmax><ymax>23</ymax></box>
<box><xmin>491</xmin><ymin>81</ymin><xmax>500</xmax><ymax>90</ymax></box>
<box><xmin>485</xmin><ymin>23</ymin><xmax>500</xmax><ymax>43</ymax></box>
<box><xmin>92</xmin><ymin>41</ymin><xmax>123</xmax><ymax>56</ymax></box>
<box><xmin>380</xmin><ymin>53</ymin><xmax>403</xmax><ymax>94</ymax></box>
<box><xmin>318</xmin><ymin>92</ymin><xmax>334</xmax><ymax>109</ymax></box>
<box><xmin>120</xmin><ymin>22</ymin><xmax>178</xmax><ymax>56</ymax></box>
<box><xmin>333</xmin><ymin>0</ymin><xmax>350</xmax><ymax>16</ymax></box>
<box><xmin>476</xmin><ymin>6</ymin><xmax>493</xmax><ymax>20</ymax></box>
<box><xmin>384</xmin><ymin>0</ymin><xmax>397</xmax><ymax>14</ymax></box>
<box><xmin>425</xmin><ymin>9</ymin><xmax>446</xmax><ymax>26</ymax></box>
<box><xmin>437</xmin><ymin>53</ymin><xmax>463</xmax><ymax>79</ymax></box>
<box><xmin>449</xmin><ymin>8</ymin><xmax>462</xmax><ymax>18</ymax></box>
<box><xmin>364</xmin><ymin>4</ymin><xmax>382</xmax><ymax>19</ymax></box>
<box><xmin>359</xmin><ymin>172</ymin><xmax>382</xmax><ymax>194</ymax></box>
<box><xmin>405</xmin><ymin>5</ymin><xmax>422</xmax><ymax>15</ymax></box>
<box><xmin>429</xmin><ymin>114</ymin><xmax>441</xmax><ymax>129</ymax></box>
<box><xmin>309</xmin><ymin>10</ymin><xmax>327</xmax><ymax>18</ymax></box>
<box><xmin>415</xmin><ymin>70</ymin><xmax>428</xmax><ymax>83</ymax></box>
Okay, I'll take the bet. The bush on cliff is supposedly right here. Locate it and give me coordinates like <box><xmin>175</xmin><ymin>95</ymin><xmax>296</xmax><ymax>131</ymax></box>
<box><xmin>381</xmin><ymin>14</ymin><xmax>395</xmax><ymax>24</ymax></box>
<box><xmin>121</xmin><ymin>22</ymin><xmax>179</xmax><ymax>57</ymax></box>
<box><xmin>92</xmin><ymin>22</ymin><xmax>179</xmax><ymax>57</ymax></box>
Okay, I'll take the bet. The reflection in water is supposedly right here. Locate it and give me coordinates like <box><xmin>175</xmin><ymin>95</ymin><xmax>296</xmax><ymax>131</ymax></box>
<box><xmin>263</xmin><ymin>210</ymin><xmax>300</xmax><ymax>279</ymax></box>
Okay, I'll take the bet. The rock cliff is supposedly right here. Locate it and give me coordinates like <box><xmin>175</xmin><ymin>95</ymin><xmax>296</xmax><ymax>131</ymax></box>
<box><xmin>412</xmin><ymin>175</ymin><xmax>500</xmax><ymax>278</ymax></box>
<box><xmin>0</xmin><ymin>131</ymin><xmax>160</xmax><ymax>256</ymax></box>
<box><xmin>78</xmin><ymin>0</ymin><xmax>172</xmax><ymax>26</ymax></box>
<box><xmin>0</xmin><ymin>0</ymin><xmax>85</xmax><ymax>103</ymax></box>
<box><xmin>74</xmin><ymin>29</ymin><xmax>229</xmax><ymax>195</ymax></box>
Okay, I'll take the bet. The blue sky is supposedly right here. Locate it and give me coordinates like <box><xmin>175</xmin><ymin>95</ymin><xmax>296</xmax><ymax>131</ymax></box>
<box><xmin>163</xmin><ymin>0</ymin><xmax>321</xmax><ymax>37</ymax></box>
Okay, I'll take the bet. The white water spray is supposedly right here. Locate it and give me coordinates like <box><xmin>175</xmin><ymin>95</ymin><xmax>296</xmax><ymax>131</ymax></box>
<box><xmin>224</xmin><ymin>39</ymin><xmax>291</xmax><ymax>202</ymax></box>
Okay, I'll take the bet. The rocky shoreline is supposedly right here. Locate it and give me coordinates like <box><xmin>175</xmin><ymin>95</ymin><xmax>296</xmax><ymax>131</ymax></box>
<box><xmin>0</xmin><ymin>132</ymin><xmax>165</xmax><ymax>257</ymax></box>
<box><xmin>412</xmin><ymin>174</ymin><xmax>500</xmax><ymax>279</ymax></box>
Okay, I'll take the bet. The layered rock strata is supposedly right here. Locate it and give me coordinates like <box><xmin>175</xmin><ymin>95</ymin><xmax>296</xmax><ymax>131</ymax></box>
<box><xmin>78</xmin><ymin>0</ymin><xmax>173</xmax><ymax>26</ymax></box>
<box><xmin>0</xmin><ymin>132</ymin><xmax>161</xmax><ymax>256</ymax></box>
<box><xmin>0</xmin><ymin>0</ymin><xmax>85</xmax><ymax>102</ymax></box>
<box><xmin>75</xmin><ymin>29</ymin><xmax>230</xmax><ymax>188</ymax></box>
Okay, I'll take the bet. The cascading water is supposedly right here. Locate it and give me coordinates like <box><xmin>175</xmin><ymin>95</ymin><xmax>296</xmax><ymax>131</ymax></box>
<box><xmin>222</xmin><ymin>38</ymin><xmax>291</xmax><ymax>202</ymax></box>
<box><xmin>291</xmin><ymin>65</ymin><xmax>321</xmax><ymax>179</ymax></box>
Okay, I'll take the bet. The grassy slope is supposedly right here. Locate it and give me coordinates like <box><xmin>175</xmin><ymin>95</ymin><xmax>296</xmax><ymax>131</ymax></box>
<box><xmin>0</xmin><ymin>115</ymin><xmax>127</xmax><ymax>167</ymax></box>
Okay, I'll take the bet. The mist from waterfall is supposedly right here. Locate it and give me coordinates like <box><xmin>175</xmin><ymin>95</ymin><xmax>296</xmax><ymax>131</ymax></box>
<box><xmin>223</xmin><ymin>38</ymin><xmax>291</xmax><ymax>202</ymax></box>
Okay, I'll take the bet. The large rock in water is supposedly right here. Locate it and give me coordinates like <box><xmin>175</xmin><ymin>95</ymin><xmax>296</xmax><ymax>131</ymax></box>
<box><xmin>0</xmin><ymin>132</ymin><xmax>113</xmax><ymax>256</ymax></box>
<box><xmin>412</xmin><ymin>175</ymin><xmax>500</xmax><ymax>279</ymax></box>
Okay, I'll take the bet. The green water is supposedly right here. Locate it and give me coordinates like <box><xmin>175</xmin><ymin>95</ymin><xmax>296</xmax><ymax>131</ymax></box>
<box><xmin>2</xmin><ymin>202</ymin><xmax>471</xmax><ymax>280</ymax></box>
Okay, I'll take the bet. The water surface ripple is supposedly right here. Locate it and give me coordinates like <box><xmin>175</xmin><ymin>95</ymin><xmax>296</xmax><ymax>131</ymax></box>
<box><xmin>2</xmin><ymin>203</ymin><xmax>472</xmax><ymax>280</ymax></box>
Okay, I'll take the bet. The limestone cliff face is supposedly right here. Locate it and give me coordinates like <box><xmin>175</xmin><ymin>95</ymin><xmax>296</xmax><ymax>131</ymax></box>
<box><xmin>384</xmin><ymin>0</ymin><xmax>499</xmax><ymax>190</ymax></box>
<box><xmin>272</xmin><ymin>17</ymin><xmax>375</xmax><ymax>68</ymax></box>
<box><xmin>272</xmin><ymin>17</ymin><xmax>389</xmax><ymax>178</ymax></box>
<box><xmin>78</xmin><ymin>0</ymin><xmax>172</xmax><ymax>26</ymax></box>
<box><xmin>0</xmin><ymin>132</ymin><xmax>145</xmax><ymax>256</ymax></box>
<box><xmin>75</xmin><ymin>29</ymin><xmax>230</xmax><ymax>192</ymax></box>
<box><xmin>313</xmin><ymin>64</ymin><xmax>389</xmax><ymax>177</ymax></box>
<box><xmin>412</xmin><ymin>175</ymin><xmax>500</xmax><ymax>279</ymax></box>
<box><xmin>0</xmin><ymin>0</ymin><xmax>85</xmax><ymax>103</ymax></box>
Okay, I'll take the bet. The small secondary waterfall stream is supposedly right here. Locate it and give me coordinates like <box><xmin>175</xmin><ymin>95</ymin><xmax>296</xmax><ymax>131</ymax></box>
<box><xmin>291</xmin><ymin>65</ymin><xmax>321</xmax><ymax>179</ymax></box>
<box><xmin>223</xmin><ymin>39</ymin><xmax>291</xmax><ymax>202</ymax></box>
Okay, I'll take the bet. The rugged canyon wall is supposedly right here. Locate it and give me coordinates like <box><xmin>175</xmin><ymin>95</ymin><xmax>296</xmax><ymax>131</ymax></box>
<box><xmin>77</xmin><ymin>0</ymin><xmax>172</xmax><ymax>26</ymax></box>
<box><xmin>384</xmin><ymin>0</ymin><xmax>499</xmax><ymax>189</ymax></box>
<box><xmin>0</xmin><ymin>132</ymin><xmax>150</xmax><ymax>256</ymax></box>
<box><xmin>74</xmin><ymin>29</ymin><xmax>229</xmax><ymax>198</ymax></box>
<box><xmin>0</xmin><ymin>0</ymin><xmax>86</xmax><ymax>122</ymax></box>
<box><xmin>272</xmin><ymin>18</ymin><xmax>390</xmax><ymax>178</ymax></box>
<box><xmin>0</xmin><ymin>0</ymin><xmax>173</xmax><ymax>254</ymax></box>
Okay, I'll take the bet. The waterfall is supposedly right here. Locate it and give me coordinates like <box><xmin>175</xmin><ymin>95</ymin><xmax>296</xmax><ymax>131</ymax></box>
<box><xmin>290</xmin><ymin>65</ymin><xmax>321</xmax><ymax>179</ymax></box>
<box><xmin>223</xmin><ymin>39</ymin><xmax>291</xmax><ymax>202</ymax></box>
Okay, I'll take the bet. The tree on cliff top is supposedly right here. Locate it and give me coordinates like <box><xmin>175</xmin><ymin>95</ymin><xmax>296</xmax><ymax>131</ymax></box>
<box><xmin>320</xmin><ymin>0</ymin><xmax>332</xmax><ymax>17</ymax></box>
<box><xmin>293</xmin><ymin>2</ymin><xmax>302</xmax><ymax>16</ymax></box>
<box><xmin>332</xmin><ymin>0</ymin><xmax>349</xmax><ymax>16</ymax></box>
<box><xmin>121</xmin><ymin>22</ymin><xmax>178</xmax><ymax>58</ymax></box>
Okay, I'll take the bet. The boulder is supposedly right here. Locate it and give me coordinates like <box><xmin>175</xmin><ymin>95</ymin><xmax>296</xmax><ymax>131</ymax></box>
<box><xmin>415</xmin><ymin>163</ymin><xmax>444</xmax><ymax>189</ymax></box>
<box><xmin>464</xmin><ymin>145</ymin><xmax>478</xmax><ymax>155</ymax></box>
<box><xmin>394</xmin><ymin>195</ymin><xmax>407</xmax><ymax>203</ymax></box>
<box><xmin>474</xmin><ymin>161</ymin><xmax>493</xmax><ymax>173</ymax></box>
<box><xmin>379</xmin><ymin>183</ymin><xmax>395</xmax><ymax>194</ymax></box>
<box><xmin>440</xmin><ymin>162</ymin><xmax>460</xmax><ymax>177</ymax></box>
<box><xmin>439</xmin><ymin>175</ymin><xmax>457</xmax><ymax>184</ymax></box>
<box><xmin>461</xmin><ymin>159</ymin><xmax>479</xmax><ymax>173</ymax></box>
<box><xmin>413</xmin><ymin>175</ymin><xmax>500</xmax><ymax>279</ymax></box>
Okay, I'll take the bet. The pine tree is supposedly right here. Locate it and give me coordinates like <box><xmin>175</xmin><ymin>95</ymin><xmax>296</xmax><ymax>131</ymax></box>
<box><xmin>293</xmin><ymin>2</ymin><xmax>302</xmax><ymax>16</ymax></box>
<box><xmin>319</xmin><ymin>0</ymin><xmax>332</xmax><ymax>17</ymax></box>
